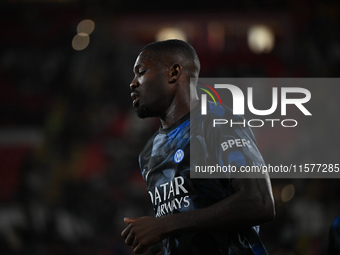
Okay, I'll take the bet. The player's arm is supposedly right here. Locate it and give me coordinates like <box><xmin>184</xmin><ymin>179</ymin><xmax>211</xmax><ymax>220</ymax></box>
<box><xmin>170</xmin><ymin>175</ymin><xmax>275</xmax><ymax>232</ymax></box>
<box><xmin>121</xmin><ymin>175</ymin><xmax>275</xmax><ymax>254</ymax></box>
<box><xmin>121</xmin><ymin>217</ymin><xmax>163</xmax><ymax>254</ymax></box>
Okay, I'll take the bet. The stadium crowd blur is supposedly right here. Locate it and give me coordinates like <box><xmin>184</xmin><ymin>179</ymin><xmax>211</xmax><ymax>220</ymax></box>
<box><xmin>1</xmin><ymin>1</ymin><xmax>340</xmax><ymax>254</ymax></box>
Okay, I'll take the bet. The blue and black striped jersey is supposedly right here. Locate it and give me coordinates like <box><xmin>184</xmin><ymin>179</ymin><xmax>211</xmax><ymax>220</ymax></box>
<box><xmin>139</xmin><ymin>102</ymin><xmax>268</xmax><ymax>255</ymax></box>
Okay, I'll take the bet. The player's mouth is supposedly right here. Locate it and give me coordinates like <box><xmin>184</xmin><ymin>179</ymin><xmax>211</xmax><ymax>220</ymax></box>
<box><xmin>131</xmin><ymin>92</ymin><xmax>140</xmax><ymax>107</ymax></box>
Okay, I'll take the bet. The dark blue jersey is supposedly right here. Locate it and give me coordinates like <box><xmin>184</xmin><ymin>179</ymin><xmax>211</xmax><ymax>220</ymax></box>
<box><xmin>329</xmin><ymin>216</ymin><xmax>340</xmax><ymax>255</ymax></box>
<box><xmin>139</xmin><ymin>102</ymin><xmax>268</xmax><ymax>255</ymax></box>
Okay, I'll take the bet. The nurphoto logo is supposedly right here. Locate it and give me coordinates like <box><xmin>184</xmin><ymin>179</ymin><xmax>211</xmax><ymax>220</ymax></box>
<box><xmin>199</xmin><ymin>83</ymin><xmax>312</xmax><ymax>128</ymax></box>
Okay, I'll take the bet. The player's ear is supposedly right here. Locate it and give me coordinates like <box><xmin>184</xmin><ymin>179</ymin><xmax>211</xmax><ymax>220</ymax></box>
<box><xmin>168</xmin><ymin>63</ymin><xmax>182</xmax><ymax>84</ymax></box>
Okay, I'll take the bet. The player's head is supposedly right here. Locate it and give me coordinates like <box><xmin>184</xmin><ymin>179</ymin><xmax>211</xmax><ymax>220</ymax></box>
<box><xmin>141</xmin><ymin>39</ymin><xmax>200</xmax><ymax>77</ymax></box>
<box><xmin>130</xmin><ymin>39</ymin><xmax>200</xmax><ymax>119</ymax></box>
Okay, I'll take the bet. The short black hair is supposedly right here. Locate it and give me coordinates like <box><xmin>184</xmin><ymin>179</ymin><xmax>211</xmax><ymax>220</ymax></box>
<box><xmin>142</xmin><ymin>39</ymin><xmax>200</xmax><ymax>73</ymax></box>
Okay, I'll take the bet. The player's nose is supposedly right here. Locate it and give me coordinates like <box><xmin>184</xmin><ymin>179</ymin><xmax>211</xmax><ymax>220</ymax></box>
<box><xmin>130</xmin><ymin>77</ymin><xmax>139</xmax><ymax>90</ymax></box>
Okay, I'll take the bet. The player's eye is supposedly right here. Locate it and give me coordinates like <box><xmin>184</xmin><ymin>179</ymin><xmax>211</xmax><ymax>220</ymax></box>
<box><xmin>138</xmin><ymin>69</ymin><xmax>147</xmax><ymax>76</ymax></box>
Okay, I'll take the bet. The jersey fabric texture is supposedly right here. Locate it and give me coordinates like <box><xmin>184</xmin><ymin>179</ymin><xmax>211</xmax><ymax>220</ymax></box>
<box><xmin>139</xmin><ymin>102</ymin><xmax>268</xmax><ymax>255</ymax></box>
<box><xmin>329</xmin><ymin>215</ymin><xmax>340</xmax><ymax>255</ymax></box>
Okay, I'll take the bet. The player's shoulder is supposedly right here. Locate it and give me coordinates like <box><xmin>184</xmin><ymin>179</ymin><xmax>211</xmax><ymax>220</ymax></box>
<box><xmin>205</xmin><ymin>101</ymin><xmax>246</xmax><ymax>121</ymax></box>
<box><xmin>139</xmin><ymin>129</ymin><xmax>159</xmax><ymax>155</ymax></box>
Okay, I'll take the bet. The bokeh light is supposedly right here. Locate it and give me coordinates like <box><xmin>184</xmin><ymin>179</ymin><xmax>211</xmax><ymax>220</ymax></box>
<box><xmin>77</xmin><ymin>19</ymin><xmax>95</xmax><ymax>35</ymax></box>
<box><xmin>156</xmin><ymin>27</ymin><xmax>187</xmax><ymax>42</ymax></box>
<box><xmin>247</xmin><ymin>25</ymin><xmax>275</xmax><ymax>54</ymax></box>
<box><xmin>72</xmin><ymin>33</ymin><xmax>90</xmax><ymax>51</ymax></box>
<box><xmin>281</xmin><ymin>184</ymin><xmax>295</xmax><ymax>202</ymax></box>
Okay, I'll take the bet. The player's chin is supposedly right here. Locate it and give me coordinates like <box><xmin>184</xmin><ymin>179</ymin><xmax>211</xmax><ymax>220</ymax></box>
<box><xmin>135</xmin><ymin>105</ymin><xmax>154</xmax><ymax>119</ymax></box>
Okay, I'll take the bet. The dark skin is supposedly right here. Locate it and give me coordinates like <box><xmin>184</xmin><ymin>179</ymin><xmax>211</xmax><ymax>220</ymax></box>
<box><xmin>130</xmin><ymin>50</ymin><xmax>199</xmax><ymax>127</ymax></box>
<box><xmin>123</xmin><ymin>49</ymin><xmax>275</xmax><ymax>254</ymax></box>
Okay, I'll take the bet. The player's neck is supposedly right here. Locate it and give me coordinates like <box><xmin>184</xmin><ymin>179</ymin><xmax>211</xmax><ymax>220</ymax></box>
<box><xmin>159</xmin><ymin>99</ymin><xmax>198</xmax><ymax>129</ymax></box>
